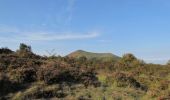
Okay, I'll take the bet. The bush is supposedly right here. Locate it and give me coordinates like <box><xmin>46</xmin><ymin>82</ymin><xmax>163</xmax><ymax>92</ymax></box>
<box><xmin>37</xmin><ymin>62</ymin><xmax>100</xmax><ymax>87</ymax></box>
<box><xmin>78</xmin><ymin>68</ymin><xmax>100</xmax><ymax>87</ymax></box>
<box><xmin>19</xmin><ymin>43</ymin><xmax>32</xmax><ymax>53</ymax></box>
<box><xmin>12</xmin><ymin>83</ymin><xmax>68</xmax><ymax>99</ymax></box>
<box><xmin>122</xmin><ymin>53</ymin><xmax>137</xmax><ymax>63</ymax></box>
<box><xmin>0</xmin><ymin>47</ymin><xmax>14</xmax><ymax>54</ymax></box>
<box><xmin>16</xmin><ymin>43</ymin><xmax>40</xmax><ymax>59</ymax></box>
<box><xmin>0</xmin><ymin>73</ymin><xmax>20</xmax><ymax>97</ymax></box>
<box><xmin>9</xmin><ymin>67</ymin><xmax>36</xmax><ymax>84</ymax></box>
<box><xmin>37</xmin><ymin>66</ymin><xmax>65</xmax><ymax>84</ymax></box>
<box><xmin>114</xmin><ymin>72</ymin><xmax>147</xmax><ymax>91</ymax></box>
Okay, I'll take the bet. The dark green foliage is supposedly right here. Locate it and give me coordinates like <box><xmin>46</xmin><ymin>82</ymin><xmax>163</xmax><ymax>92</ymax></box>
<box><xmin>19</xmin><ymin>43</ymin><xmax>32</xmax><ymax>52</ymax></box>
<box><xmin>16</xmin><ymin>43</ymin><xmax>40</xmax><ymax>59</ymax></box>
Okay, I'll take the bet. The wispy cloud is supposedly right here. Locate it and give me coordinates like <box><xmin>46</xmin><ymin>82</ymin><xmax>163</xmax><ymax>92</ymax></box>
<box><xmin>0</xmin><ymin>26</ymin><xmax>100</xmax><ymax>42</ymax></box>
<box><xmin>66</xmin><ymin>0</ymin><xmax>76</xmax><ymax>22</ymax></box>
<box><xmin>23</xmin><ymin>31</ymin><xmax>99</xmax><ymax>41</ymax></box>
<box><xmin>39</xmin><ymin>0</ymin><xmax>76</xmax><ymax>28</ymax></box>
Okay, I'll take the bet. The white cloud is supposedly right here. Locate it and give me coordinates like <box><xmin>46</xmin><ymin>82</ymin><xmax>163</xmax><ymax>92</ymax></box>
<box><xmin>0</xmin><ymin>25</ymin><xmax>100</xmax><ymax>42</ymax></box>
<box><xmin>22</xmin><ymin>31</ymin><xmax>100</xmax><ymax>41</ymax></box>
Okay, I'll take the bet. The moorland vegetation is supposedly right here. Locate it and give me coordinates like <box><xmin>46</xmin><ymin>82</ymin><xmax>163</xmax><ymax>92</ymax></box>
<box><xmin>0</xmin><ymin>43</ymin><xmax>170</xmax><ymax>100</ymax></box>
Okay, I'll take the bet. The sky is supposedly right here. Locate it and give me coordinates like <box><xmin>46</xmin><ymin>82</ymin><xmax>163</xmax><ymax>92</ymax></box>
<box><xmin>0</xmin><ymin>0</ymin><xmax>170</xmax><ymax>64</ymax></box>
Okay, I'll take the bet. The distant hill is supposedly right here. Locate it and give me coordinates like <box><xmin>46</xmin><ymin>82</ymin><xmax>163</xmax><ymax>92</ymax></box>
<box><xmin>67</xmin><ymin>50</ymin><xmax>120</xmax><ymax>61</ymax></box>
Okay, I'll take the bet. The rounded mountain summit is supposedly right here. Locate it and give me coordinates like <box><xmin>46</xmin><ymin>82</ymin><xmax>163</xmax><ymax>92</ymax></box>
<box><xmin>67</xmin><ymin>50</ymin><xmax>120</xmax><ymax>62</ymax></box>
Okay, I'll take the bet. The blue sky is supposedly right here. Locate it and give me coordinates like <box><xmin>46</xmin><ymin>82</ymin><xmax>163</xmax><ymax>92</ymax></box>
<box><xmin>0</xmin><ymin>0</ymin><xmax>170</xmax><ymax>64</ymax></box>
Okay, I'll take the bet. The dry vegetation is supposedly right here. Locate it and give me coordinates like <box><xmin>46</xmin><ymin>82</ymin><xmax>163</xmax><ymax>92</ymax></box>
<box><xmin>0</xmin><ymin>43</ymin><xmax>170</xmax><ymax>100</ymax></box>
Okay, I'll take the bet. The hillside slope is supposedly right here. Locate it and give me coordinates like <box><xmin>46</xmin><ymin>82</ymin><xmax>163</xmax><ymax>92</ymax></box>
<box><xmin>67</xmin><ymin>50</ymin><xmax>120</xmax><ymax>61</ymax></box>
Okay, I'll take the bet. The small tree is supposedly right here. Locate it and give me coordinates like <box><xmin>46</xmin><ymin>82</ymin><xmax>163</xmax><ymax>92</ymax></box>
<box><xmin>122</xmin><ymin>53</ymin><xmax>137</xmax><ymax>63</ymax></box>
<box><xmin>17</xmin><ymin>43</ymin><xmax>33</xmax><ymax>57</ymax></box>
<box><xmin>120</xmin><ymin>53</ymin><xmax>143</xmax><ymax>68</ymax></box>
<box><xmin>19</xmin><ymin>43</ymin><xmax>32</xmax><ymax>52</ymax></box>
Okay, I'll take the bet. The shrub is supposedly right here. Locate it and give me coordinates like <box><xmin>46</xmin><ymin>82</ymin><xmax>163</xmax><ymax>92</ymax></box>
<box><xmin>37</xmin><ymin>66</ymin><xmax>65</xmax><ymax>84</ymax></box>
<box><xmin>0</xmin><ymin>47</ymin><xmax>14</xmax><ymax>54</ymax></box>
<box><xmin>114</xmin><ymin>54</ymin><xmax>144</xmax><ymax>72</ymax></box>
<box><xmin>19</xmin><ymin>43</ymin><xmax>32</xmax><ymax>53</ymax></box>
<box><xmin>122</xmin><ymin>53</ymin><xmax>137</xmax><ymax>63</ymax></box>
<box><xmin>78</xmin><ymin>68</ymin><xmax>100</xmax><ymax>87</ymax></box>
<box><xmin>37</xmin><ymin>62</ymin><xmax>100</xmax><ymax>87</ymax></box>
<box><xmin>12</xmin><ymin>82</ymin><xmax>70</xmax><ymax>99</ymax></box>
<box><xmin>114</xmin><ymin>72</ymin><xmax>147</xmax><ymax>91</ymax></box>
<box><xmin>158</xmin><ymin>80</ymin><xmax>169</xmax><ymax>91</ymax></box>
<box><xmin>0</xmin><ymin>73</ymin><xmax>21</xmax><ymax>97</ymax></box>
<box><xmin>9</xmin><ymin>67</ymin><xmax>36</xmax><ymax>84</ymax></box>
<box><xmin>16</xmin><ymin>43</ymin><xmax>40</xmax><ymax>59</ymax></box>
<box><xmin>0</xmin><ymin>73</ymin><xmax>11</xmax><ymax>96</ymax></box>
